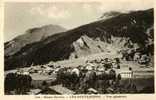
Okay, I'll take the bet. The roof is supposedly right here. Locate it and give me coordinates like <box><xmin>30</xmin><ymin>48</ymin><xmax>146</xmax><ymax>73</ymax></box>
<box><xmin>88</xmin><ymin>88</ymin><xmax>98</xmax><ymax>93</ymax></box>
<box><xmin>49</xmin><ymin>85</ymin><xmax>75</xmax><ymax>94</ymax></box>
<box><xmin>31</xmin><ymin>74</ymin><xmax>55</xmax><ymax>81</ymax></box>
<box><xmin>27</xmin><ymin>89</ymin><xmax>42</xmax><ymax>95</ymax></box>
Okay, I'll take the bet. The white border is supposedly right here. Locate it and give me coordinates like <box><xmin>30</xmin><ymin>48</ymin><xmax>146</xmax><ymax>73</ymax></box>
<box><xmin>0</xmin><ymin>0</ymin><xmax>156</xmax><ymax>99</ymax></box>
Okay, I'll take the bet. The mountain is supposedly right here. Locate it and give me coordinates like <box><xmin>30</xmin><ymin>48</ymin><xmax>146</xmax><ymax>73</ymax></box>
<box><xmin>5</xmin><ymin>24</ymin><xmax>66</xmax><ymax>57</ymax></box>
<box><xmin>5</xmin><ymin>8</ymin><xmax>154</xmax><ymax>70</ymax></box>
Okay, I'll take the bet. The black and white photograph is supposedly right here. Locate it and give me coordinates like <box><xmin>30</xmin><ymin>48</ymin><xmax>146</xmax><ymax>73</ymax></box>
<box><xmin>4</xmin><ymin>1</ymin><xmax>154</xmax><ymax>95</ymax></box>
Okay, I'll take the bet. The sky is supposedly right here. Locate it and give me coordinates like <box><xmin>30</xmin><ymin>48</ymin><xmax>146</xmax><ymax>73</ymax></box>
<box><xmin>4</xmin><ymin>1</ymin><xmax>153</xmax><ymax>42</ymax></box>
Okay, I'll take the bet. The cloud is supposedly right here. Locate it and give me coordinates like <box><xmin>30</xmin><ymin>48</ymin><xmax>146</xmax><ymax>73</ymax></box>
<box><xmin>30</xmin><ymin>5</ymin><xmax>71</xmax><ymax>19</ymax></box>
<box><xmin>98</xmin><ymin>1</ymin><xmax>153</xmax><ymax>13</ymax></box>
<box><xmin>82</xmin><ymin>4</ymin><xmax>93</xmax><ymax>13</ymax></box>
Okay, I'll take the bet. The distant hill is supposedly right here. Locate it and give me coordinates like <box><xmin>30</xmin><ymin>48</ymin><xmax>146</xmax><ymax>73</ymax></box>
<box><xmin>5</xmin><ymin>24</ymin><xmax>66</xmax><ymax>57</ymax></box>
<box><xmin>5</xmin><ymin>8</ymin><xmax>154</xmax><ymax>70</ymax></box>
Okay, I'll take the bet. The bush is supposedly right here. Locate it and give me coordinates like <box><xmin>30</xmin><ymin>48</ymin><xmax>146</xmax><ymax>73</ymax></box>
<box><xmin>5</xmin><ymin>73</ymin><xmax>32</xmax><ymax>94</ymax></box>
